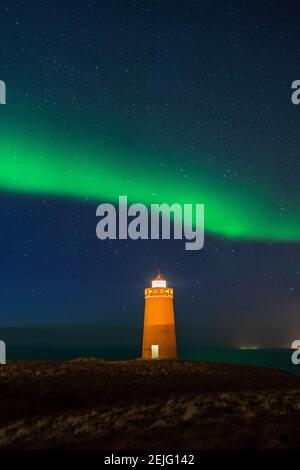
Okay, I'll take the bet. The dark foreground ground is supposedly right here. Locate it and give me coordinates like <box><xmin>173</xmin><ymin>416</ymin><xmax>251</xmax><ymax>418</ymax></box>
<box><xmin>0</xmin><ymin>358</ymin><xmax>300</xmax><ymax>450</ymax></box>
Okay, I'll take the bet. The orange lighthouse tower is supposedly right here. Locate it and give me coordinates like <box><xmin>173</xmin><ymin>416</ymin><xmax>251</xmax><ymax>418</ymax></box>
<box><xmin>142</xmin><ymin>274</ymin><xmax>177</xmax><ymax>359</ymax></box>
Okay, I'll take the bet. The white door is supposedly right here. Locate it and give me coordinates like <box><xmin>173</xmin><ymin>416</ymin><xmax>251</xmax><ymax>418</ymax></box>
<box><xmin>151</xmin><ymin>344</ymin><xmax>159</xmax><ymax>359</ymax></box>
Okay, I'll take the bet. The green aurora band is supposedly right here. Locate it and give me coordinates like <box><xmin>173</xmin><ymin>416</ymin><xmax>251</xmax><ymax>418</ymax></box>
<box><xmin>0</xmin><ymin>131</ymin><xmax>299</xmax><ymax>241</ymax></box>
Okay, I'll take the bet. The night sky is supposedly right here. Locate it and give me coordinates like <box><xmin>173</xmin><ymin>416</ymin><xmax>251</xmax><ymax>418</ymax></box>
<box><xmin>0</xmin><ymin>1</ymin><xmax>300</xmax><ymax>350</ymax></box>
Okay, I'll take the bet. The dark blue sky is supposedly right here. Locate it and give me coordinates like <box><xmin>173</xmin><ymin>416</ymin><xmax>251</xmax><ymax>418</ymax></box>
<box><xmin>0</xmin><ymin>0</ymin><xmax>299</xmax><ymax>349</ymax></box>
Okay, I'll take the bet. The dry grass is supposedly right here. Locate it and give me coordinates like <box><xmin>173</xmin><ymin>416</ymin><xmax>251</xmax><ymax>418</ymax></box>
<box><xmin>0</xmin><ymin>359</ymin><xmax>300</xmax><ymax>449</ymax></box>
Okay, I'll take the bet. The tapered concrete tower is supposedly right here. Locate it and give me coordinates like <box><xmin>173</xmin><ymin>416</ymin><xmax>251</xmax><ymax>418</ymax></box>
<box><xmin>142</xmin><ymin>274</ymin><xmax>177</xmax><ymax>359</ymax></box>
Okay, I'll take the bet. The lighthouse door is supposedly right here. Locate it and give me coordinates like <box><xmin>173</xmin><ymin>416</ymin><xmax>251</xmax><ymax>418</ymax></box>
<box><xmin>151</xmin><ymin>345</ymin><xmax>159</xmax><ymax>359</ymax></box>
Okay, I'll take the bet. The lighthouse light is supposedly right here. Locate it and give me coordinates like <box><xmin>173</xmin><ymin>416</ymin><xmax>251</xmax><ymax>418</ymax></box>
<box><xmin>152</xmin><ymin>279</ymin><xmax>166</xmax><ymax>288</ymax></box>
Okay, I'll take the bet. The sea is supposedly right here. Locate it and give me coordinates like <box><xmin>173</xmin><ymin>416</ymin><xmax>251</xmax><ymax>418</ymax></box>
<box><xmin>5</xmin><ymin>346</ymin><xmax>300</xmax><ymax>377</ymax></box>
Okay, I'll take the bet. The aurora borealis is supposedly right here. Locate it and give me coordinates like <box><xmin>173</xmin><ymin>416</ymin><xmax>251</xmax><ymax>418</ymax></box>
<box><xmin>0</xmin><ymin>0</ymin><xmax>299</xmax><ymax>348</ymax></box>
<box><xmin>1</xmin><ymin>126</ymin><xmax>300</xmax><ymax>241</ymax></box>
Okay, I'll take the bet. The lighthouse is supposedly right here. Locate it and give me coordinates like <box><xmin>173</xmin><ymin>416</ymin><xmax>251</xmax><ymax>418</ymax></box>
<box><xmin>142</xmin><ymin>274</ymin><xmax>177</xmax><ymax>359</ymax></box>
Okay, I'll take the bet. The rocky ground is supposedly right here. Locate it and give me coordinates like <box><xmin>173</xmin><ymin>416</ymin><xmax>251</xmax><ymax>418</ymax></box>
<box><xmin>0</xmin><ymin>358</ymin><xmax>300</xmax><ymax>449</ymax></box>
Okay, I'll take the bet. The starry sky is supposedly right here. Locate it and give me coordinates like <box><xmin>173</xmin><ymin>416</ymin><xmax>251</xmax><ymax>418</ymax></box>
<box><xmin>0</xmin><ymin>0</ymin><xmax>300</xmax><ymax>351</ymax></box>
